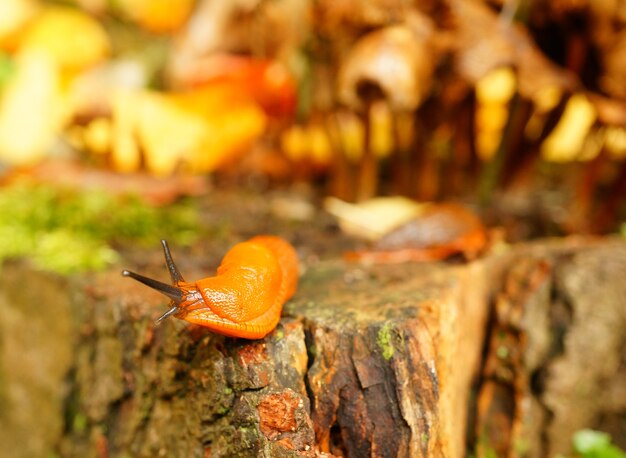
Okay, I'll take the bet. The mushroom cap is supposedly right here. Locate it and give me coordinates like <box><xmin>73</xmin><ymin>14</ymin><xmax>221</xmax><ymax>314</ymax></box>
<box><xmin>338</xmin><ymin>24</ymin><xmax>434</xmax><ymax>112</ymax></box>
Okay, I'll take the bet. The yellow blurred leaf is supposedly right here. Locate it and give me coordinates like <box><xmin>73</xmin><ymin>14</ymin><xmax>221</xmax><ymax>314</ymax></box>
<box><xmin>116</xmin><ymin>0</ymin><xmax>195</xmax><ymax>33</ymax></box>
<box><xmin>20</xmin><ymin>6</ymin><xmax>109</xmax><ymax>73</ymax></box>
<box><xmin>541</xmin><ymin>93</ymin><xmax>597</xmax><ymax>162</ymax></box>
<box><xmin>336</xmin><ymin>111</ymin><xmax>365</xmax><ymax>163</ymax></box>
<box><xmin>476</xmin><ymin>103</ymin><xmax>510</xmax><ymax>133</ymax></box>
<box><xmin>309</xmin><ymin>123</ymin><xmax>333</xmax><ymax>165</ymax></box>
<box><xmin>0</xmin><ymin>0</ymin><xmax>38</xmax><ymax>50</ymax></box>
<box><xmin>111</xmin><ymin>90</ymin><xmax>142</xmax><ymax>173</ymax></box>
<box><xmin>475</xmin><ymin>67</ymin><xmax>517</xmax><ymax>104</ymax></box>
<box><xmin>83</xmin><ymin>118</ymin><xmax>112</xmax><ymax>155</ymax></box>
<box><xmin>604</xmin><ymin>126</ymin><xmax>626</xmax><ymax>159</ymax></box>
<box><xmin>281</xmin><ymin>123</ymin><xmax>333</xmax><ymax>166</ymax></box>
<box><xmin>136</xmin><ymin>91</ymin><xmax>211</xmax><ymax>175</ymax></box>
<box><xmin>0</xmin><ymin>51</ymin><xmax>68</xmax><ymax>165</ymax></box>
<box><xmin>324</xmin><ymin>196</ymin><xmax>426</xmax><ymax>241</ymax></box>
<box><xmin>475</xmin><ymin>67</ymin><xmax>516</xmax><ymax>160</ymax></box>
<box><xmin>281</xmin><ymin>125</ymin><xmax>308</xmax><ymax>161</ymax></box>
<box><xmin>111</xmin><ymin>87</ymin><xmax>267</xmax><ymax>176</ymax></box>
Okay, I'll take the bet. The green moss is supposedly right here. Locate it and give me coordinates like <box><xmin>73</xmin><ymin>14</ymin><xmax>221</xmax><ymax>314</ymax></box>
<box><xmin>237</xmin><ymin>426</ymin><xmax>260</xmax><ymax>449</ymax></box>
<box><xmin>0</xmin><ymin>184</ymin><xmax>200</xmax><ymax>274</ymax></box>
<box><xmin>377</xmin><ymin>322</ymin><xmax>395</xmax><ymax>360</ymax></box>
<box><xmin>72</xmin><ymin>413</ymin><xmax>87</xmax><ymax>433</ymax></box>
<box><xmin>0</xmin><ymin>52</ymin><xmax>14</xmax><ymax>86</ymax></box>
<box><xmin>513</xmin><ymin>438</ymin><xmax>529</xmax><ymax>456</ymax></box>
<box><xmin>573</xmin><ymin>429</ymin><xmax>626</xmax><ymax>458</ymax></box>
<box><xmin>216</xmin><ymin>405</ymin><xmax>231</xmax><ymax>415</ymax></box>
<box><xmin>496</xmin><ymin>345</ymin><xmax>509</xmax><ymax>359</ymax></box>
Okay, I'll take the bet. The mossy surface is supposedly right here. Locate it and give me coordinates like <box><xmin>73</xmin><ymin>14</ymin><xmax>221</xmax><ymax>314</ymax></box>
<box><xmin>0</xmin><ymin>184</ymin><xmax>199</xmax><ymax>274</ymax></box>
<box><xmin>376</xmin><ymin>322</ymin><xmax>395</xmax><ymax>360</ymax></box>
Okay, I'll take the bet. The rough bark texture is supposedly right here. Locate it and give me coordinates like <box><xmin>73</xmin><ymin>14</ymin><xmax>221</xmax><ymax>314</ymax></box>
<box><xmin>474</xmin><ymin>239</ymin><xmax>626</xmax><ymax>457</ymax></box>
<box><xmin>287</xmin><ymin>259</ymin><xmax>489</xmax><ymax>458</ymax></box>
<box><xmin>1</xmin><ymin>238</ymin><xmax>625</xmax><ymax>458</ymax></box>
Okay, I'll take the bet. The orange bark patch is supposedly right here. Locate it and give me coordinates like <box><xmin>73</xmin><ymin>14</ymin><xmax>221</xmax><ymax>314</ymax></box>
<box><xmin>258</xmin><ymin>391</ymin><xmax>301</xmax><ymax>440</ymax></box>
<box><xmin>237</xmin><ymin>342</ymin><xmax>268</xmax><ymax>365</ymax></box>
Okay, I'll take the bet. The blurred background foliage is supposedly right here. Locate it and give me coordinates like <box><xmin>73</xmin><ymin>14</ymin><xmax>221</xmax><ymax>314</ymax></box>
<box><xmin>0</xmin><ymin>0</ymin><xmax>625</xmax><ymax>273</ymax></box>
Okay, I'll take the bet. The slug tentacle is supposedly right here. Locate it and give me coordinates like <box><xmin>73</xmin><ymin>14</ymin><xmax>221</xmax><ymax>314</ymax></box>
<box><xmin>156</xmin><ymin>305</ymin><xmax>181</xmax><ymax>324</ymax></box>
<box><xmin>121</xmin><ymin>270</ymin><xmax>183</xmax><ymax>302</ymax></box>
<box><xmin>122</xmin><ymin>242</ymin><xmax>190</xmax><ymax>324</ymax></box>
<box><xmin>161</xmin><ymin>239</ymin><xmax>185</xmax><ymax>283</ymax></box>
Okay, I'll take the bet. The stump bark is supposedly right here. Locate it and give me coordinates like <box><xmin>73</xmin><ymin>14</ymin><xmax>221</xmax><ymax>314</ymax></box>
<box><xmin>0</xmin><ymin>238</ymin><xmax>625</xmax><ymax>457</ymax></box>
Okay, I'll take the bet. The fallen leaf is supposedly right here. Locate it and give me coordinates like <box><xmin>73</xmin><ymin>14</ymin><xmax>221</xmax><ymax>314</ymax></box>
<box><xmin>110</xmin><ymin>86</ymin><xmax>267</xmax><ymax>175</ymax></box>
<box><xmin>540</xmin><ymin>93</ymin><xmax>597</xmax><ymax>162</ymax></box>
<box><xmin>0</xmin><ymin>51</ymin><xmax>67</xmax><ymax>165</ymax></box>
<box><xmin>345</xmin><ymin>203</ymin><xmax>489</xmax><ymax>264</ymax></box>
<box><xmin>19</xmin><ymin>6</ymin><xmax>109</xmax><ymax>73</ymax></box>
<box><xmin>324</xmin><ymin>196</ymin><xmax>425</xmax><ymax>241</ymax></box>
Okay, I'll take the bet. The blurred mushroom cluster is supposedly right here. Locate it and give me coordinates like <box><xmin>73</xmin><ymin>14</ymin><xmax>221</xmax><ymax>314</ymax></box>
<box><xmin>0</xmin><ymin>0</ymin><xmax>625</xmax><ymax>233</ymax></box>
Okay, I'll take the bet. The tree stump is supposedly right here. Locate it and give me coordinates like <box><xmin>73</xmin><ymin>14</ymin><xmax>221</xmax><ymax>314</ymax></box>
<box><xmin>0</xmin><ymin>238</ymin><xmax>625</xmax><ymax>457</ymax></box>
<box><xmin>286</xmin><ymin>260</ymin><xmax>489</xmax><ymax>458</ymax></box>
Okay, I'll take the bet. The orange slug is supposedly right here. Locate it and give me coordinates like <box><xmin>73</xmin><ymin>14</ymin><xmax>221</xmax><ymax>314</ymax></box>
<box><xmin>122</xmin><ymin>236</ymin><xmax>299</xmax><ymax>339</ymax></box>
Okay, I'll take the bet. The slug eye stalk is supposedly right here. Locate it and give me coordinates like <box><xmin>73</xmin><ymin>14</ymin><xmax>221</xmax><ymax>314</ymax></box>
<box><xmin>161</xmin><ymin>239</ymin><xmax>185</xmax><ymax>283</ymax></box>
<box><xmin>121</xmin><ymin>270</ymin><xmax>183</xmax><ymax>303</ymax></box>
<box><xmin>122</xmin><ymin>239</ymin><xmax>190</xmax><ymax>323</ymax></box>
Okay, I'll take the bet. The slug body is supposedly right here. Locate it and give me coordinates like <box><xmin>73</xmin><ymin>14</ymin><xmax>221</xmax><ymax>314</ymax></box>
<box><xmin>123</xmin><ymin>236</ymin><xmax>299</xmax><ymax>339</ymax></box>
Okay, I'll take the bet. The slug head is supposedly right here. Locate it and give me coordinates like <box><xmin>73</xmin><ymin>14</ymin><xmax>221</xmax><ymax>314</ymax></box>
<box><xmin>122</xmin><ymin>240</ymin><xmax>203</xmax><ymax>324</ymax></box>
